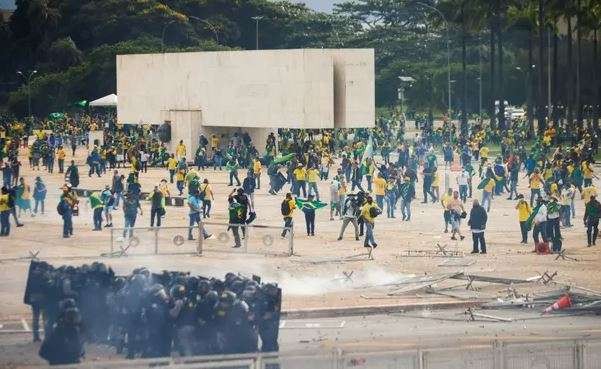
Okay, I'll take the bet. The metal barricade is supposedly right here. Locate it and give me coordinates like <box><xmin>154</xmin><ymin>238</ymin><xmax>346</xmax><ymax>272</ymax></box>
<box><xmin>106</xmin><ymin>222</ymin><xmax>293</xmax><ymax>257</ymax></box>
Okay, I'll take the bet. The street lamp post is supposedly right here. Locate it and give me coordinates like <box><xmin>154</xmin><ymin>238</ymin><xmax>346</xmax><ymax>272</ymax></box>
<box><xmin>251</xmin><ymin>16</ymin><xmax>264</xmax><ymax>50</ymax></box>
<box><xmin>188</xmin><ymin>16</ymin><xmax>219</xmax><ymax>43</ymax></box>
<box><xmin>16</xmin><ymin>70</ymin><xmax>37</xmax><ymax>120</ymax></box>
<box><xmin>476</xmin><ymin>77</ymin><xmax>482</xmax><ymax>118</ymax></box>
<box><xmin>415</xmin><ymin>2</ymin><xmax>451</xmax><ymax>120</ymax></box>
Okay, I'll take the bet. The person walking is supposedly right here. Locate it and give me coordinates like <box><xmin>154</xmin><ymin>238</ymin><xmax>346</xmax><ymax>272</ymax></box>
<box><xmin>457</xmin><ymin>169</ymin><xmax>469</xmax><ymax>203</ymax></box>
<box><xmin>200</xmin><ymin>179</ymin><xmax>214</xmax><ymax>218</ymax></box>
<box><xmin>65</xmin><ymin>160</ymin><xmax>79</xmax><ymax>188</ymax></box>
<box><xmin>337</xmin><ymin>194</ymin><xmax>360</xmax><ymax>241</ymax></box>
<box><xmin>329</xmin><ymin>176</ymin><xmax>341</xmax><ymax>221</ymax></box>
<box><xmin>57</xmin><ymin>195</ymin><xmax>73</xmax><ymax>238</ymax></box>
<box><xmin>360</xmin><ymin>195</ymin><xmax>380</xmax><ymax>255</ymax></box>
<box><xmin>399</xmin><ymin>177</ymin><xmax>415</xmax><ymax>221</ymax></box>
<box><xmin>243</xmin><ymin>171</ymin><xmax>256</xmax><ymax>203</ymax></box>
<box><xmin>300</xmin><ymin>194</ymin><xmax>317</xmax><ymax>236</ymax></box>
<box><xmin>89</xmin><ymin>191</ymin><xmax>104</xmax><ymax>231</ymax></box>
<box><xmin>122</xmin><ymin>192</ymin><xmax>142</xmax><ymax>239</ymax></box>
<box><xmin>187</xmin><ymin>190</ymin><xmax>212</xmax><ymax>241</ymax></box>
<box><xmin>468</xmin><ymin>199</ymin><xmax>488</xmax><ymax>254</ymax></box>
<box><xmin>441</xmin><ymin>188</ymin><xmax>453</xmax><ymax>233</ymax></box>
<box><xmin>57</xmin><ymin>145</ymin><xmax>66</xmax><ymax>174</ymax></box>
<box><xmin>280</xmin><ymin>193</ymin><xmax>296</xmax><ymax>238</ymax></box>
<box><xmin>15</xmin><ymin>177</ymin><xmax>33</xmax><ymax>217</ymax></box>
<box><xmin>33</xmin><ymin>176</ymin><xmax>47</xmax><ymax>215</ymax></box>
<box><xmin>447</xmin><ymin>190</ymin><xmax>465</xmax><ymax>241</ymax></box>
<box><xmin>546</xmin><ymin>196</ymin><xmax>562</xmax><ymax>252</ymax></box>
<box><xmin>226</xmin><ymin>157</ymin><xmax>241</xmax><ymax>187</ymax></box>
<box><xmin>252</xmin><ymin>157</ymin><xmax>262</xmax><ymax>189</ymax></box>
<box><xmin>584</xmin><ymin>195</ymin><xmax>601</xmax><ymax>247</ymax></box>
<box><xmin>373</xmin><ymin>172</ymin><xmax>386</xmax><ymax>210</ymax></box>
<box><xmin>148</xmin><ymin>186</ymin><xmax>164</xmax><ymax>228</ymax></box>
<box><xmin>167</xmin><ymin>154</ymin><xmax>178</xmax><ymax>183</ymax></box>
<box><xmin>0</xmin><ymin>186</ymin><xmax>10</xmax><ymax>236</ymax></box>
<box><xmin>515</xmin><ymin>194</ymin><xmax>531</xmax><ymax>244</ymax></box>
<box><xmin>306</xmin><ymin>166</ymin><xmax>320</xmax><ymax>200</ymax></box>
<box><xmin>227</xmin><ymin>193</ymin><xmax>245</xmax><ymax>248</ymax></box>
<box><xmin>529</xmin><ymin>169</ymin><xmax>543</xmax><ymax>207</ymax></box>
<box><xmin>100</xmin><ymin>185</ymin><xmax>114</xmax><ymax>227</ymax></box>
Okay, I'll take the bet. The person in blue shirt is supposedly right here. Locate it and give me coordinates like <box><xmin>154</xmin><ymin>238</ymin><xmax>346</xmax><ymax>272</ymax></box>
<box><xmin>57</xmin><ymin>196</ymin><xmax>73</xmax><ymax>238</ymax></box>
<box><xmin>301</xmin><ymin>194</ymin><xmax>317</xmax><ymax>236</ymax></box>
<box><xmin>187</xmin><ymin>191</ymin><xmax>212</xmax><ymax>241</ymax></box>
<box><xmin>242</xmin><ymin>171</ymin><xmax>256</xmax><ymax>202</ymax></box>
<box><xmin>33</xmin><ymin>176</ymin><xmax>47</xmax><ymax>215</ymax></box>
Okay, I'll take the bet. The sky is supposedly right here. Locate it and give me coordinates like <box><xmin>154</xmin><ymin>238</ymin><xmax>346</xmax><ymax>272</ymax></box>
<box><xmin>0</xmin><ymin>0</ymin><xmax>15</xmax><ymax>10</ymax></box>
<box><xmin>294</xmin><ymin>0</ymin><xmax>340</xmax><ymax>13</ymax></box>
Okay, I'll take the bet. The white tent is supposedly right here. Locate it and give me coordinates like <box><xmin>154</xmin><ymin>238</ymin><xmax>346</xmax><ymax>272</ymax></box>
<box><xmin>89</xmin><ymin>94</ymin><xmax>117</xmax><ymax>107</ymax></box>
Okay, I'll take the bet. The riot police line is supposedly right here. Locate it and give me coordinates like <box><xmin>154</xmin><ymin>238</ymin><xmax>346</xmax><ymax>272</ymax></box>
<box><xmin>23</xmin><ymin>260</ymin><xmax>282</xmax><ymax>365</ymax></box>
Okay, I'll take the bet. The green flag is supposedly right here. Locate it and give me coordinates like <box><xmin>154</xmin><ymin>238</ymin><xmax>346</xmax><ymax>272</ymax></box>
<box><xmin>477</xmin><ymin>177</ymin><xmax>491</xmax><ymax>190</ymax></box>
<box><xmin>75</xmin><ymin>100</ymin><xmax>88</xmax><ymax>108</ymax></box>
<box><xmin>272</xmin><ymin>153</ymin><xmax>295</xmax><ymax>165</ymax></box>
<box><xmin>48</xmin><ymin>112</ymin><xmax>65</xmax><ymax>120</ymax></box>
<box><xmin>525</xmin><ymin>203</ymin><xmax>542</xmax><ymax>231</ymax></box>
<box><xmin>295</xmin><ymin>198</ymin><xmax>327</xmax><ymax>210</ymax></box>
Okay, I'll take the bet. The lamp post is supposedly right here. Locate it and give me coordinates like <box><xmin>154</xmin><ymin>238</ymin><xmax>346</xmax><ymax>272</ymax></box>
<box><xmin>476</xmin><ymin>77</ymin><xmax>482</xmax><ymax>118</ymax></box>
<box><xmin>251</xmin><ymin>16</ymin><xmax>264</xmax><ymax>50</ymax></box>
<box><xmin>415</xmin><ymin>2</ymin><xmax>451</xmax><ymax>120</ymax></box>
<box><xmin>188</xmin><ymin>16</ymin><xmax>219</xmax><ymax>43</ymax></box>
<box><xmin>398</xmin><ymin>76</ymin><xmax>415</xmax><ymax>123</ymax></box>
<box><xmin>16</xmin><ymin>70</ymin><xmax>37</xmax><ymax>120</ymax></box>
<box><xmin>161</xmin><ymin>20</ymin><xmax>177</xmax><ymax>53</ymax></box>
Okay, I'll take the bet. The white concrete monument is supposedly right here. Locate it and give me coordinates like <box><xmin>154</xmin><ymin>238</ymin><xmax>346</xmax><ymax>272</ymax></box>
<box><xmin>116</xmin><ymin>48</ymin><xmax>374</xmax><ymax>154</ymax></box>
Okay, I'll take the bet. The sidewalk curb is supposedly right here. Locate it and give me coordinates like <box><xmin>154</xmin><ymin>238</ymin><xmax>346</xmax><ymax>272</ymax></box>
<box><xmin>282</xmin><ymin>300</ymin><xmax>484</xmax><ymax>319</ymax></box>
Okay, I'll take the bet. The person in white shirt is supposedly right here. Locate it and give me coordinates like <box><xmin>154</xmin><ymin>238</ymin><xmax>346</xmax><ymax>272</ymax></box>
<box><xmin>560</xmin><ymin>184</ymin><xmax>574</xmax><ymax>227</ymax></box>
<box><xmin>457</xmin><ymin>170</ymin><xmax>469</xmax><ymax>203</ymax></box>
<box><xmin>139</xmin><ymin>151</ymin><xmax>150</xmax><ymax>173</ymax></box>
<box><xmin>532</xmin><ymin>198</ymin><xmax>548</xmax><ymax>245</ymax></box>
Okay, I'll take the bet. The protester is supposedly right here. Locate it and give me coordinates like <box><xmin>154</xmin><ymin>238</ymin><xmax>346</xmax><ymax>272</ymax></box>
<box><xmin>33</xmin><ymin>176</ymin><xmax>47</xmax><ymax>215</ymax></box>
<box><xmin>280</xmin><ymin>193</ymin><xmax>296</xmax><ymax>238</ymax></box>
<box><xmin>0</xmin><ymin>186</ymin><xmax>10</xmax><ymax>236</ymax></box>
<box><xmin>468</xmin><ymin>199</ymin><xmax>487</xmax><ymax>254</ymax></box>
<box><xmin>360</xmin><ymin>195</ymin><xmax>380</xmax><ymax>250</ymax></box>
<box><xmin>584</xmin><ymin>195</ymin><xmax>601</xmax><ymax>247</ymax></box>
<box><xmin>515</xmin><ymin>194</ymin><xmax>531</xmax><ymax>244</ymax></box>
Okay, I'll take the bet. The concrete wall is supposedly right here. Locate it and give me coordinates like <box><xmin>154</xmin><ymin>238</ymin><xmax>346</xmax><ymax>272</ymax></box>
<box><xmin>330</xmin><ymin>49</ymin><xmax>375</xmax><ymax>128</ymax></box>
<box><xmin>117</xmin><ymin>49</ymin><xmax>337</xmax><ymax>129</ymax></box>
<box><xmin>116</xmin><ymin>48</ymin><xmax>374</xmax><ymax>155</ymax></box>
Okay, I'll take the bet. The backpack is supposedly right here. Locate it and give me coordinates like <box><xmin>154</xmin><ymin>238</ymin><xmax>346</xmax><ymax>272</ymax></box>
<box><xmin>281</xmin><ymin>200</ymin><xmax>290</xmax><ymax>216</ymax></box>
<box><xmin>369</xmin><ymin>206</ymin><xmax>382</xmax><ymax>218</ymax></box>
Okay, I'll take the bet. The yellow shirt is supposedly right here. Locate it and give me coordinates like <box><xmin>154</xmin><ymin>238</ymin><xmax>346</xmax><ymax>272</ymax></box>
<box><xmin>211</xmin><ymin>137</ymin><xmax>220</xmax><ymax>148</ymax></box>
<box><xmin>159</xmin><ymin>184</ymin><xmax>171</xmax><ymax>197</ymax></box>
<box><xmin>167</xmin><ymin>158</ymin><xmax>178</xmax><ymax>170</ymax></box>
<box><xmin>582</xmin><ymin>186</ymin><xmax>597</xmax><ymax>204</ymax></box>
<box><xmin>441</xmin><ymin>193</ymin><xmax>453</xmax><ymax>207</ymax></box>
<box><xmin>57</xmin><ymin>148</ymin><xmax>66</xmax><ymax>160</ymax></box>
<box><xmin>516</xmin><ymin>201</ymin><xmax>531</xmax><ymax>222</ymax></box>
<box><xmin>361</xmin><ymin>202</ymin><xmax>379</xmax><ymax>223</ymax></box>
<box><xmin>373</xmin><ymin>177</ymin><xmax>387</xmax><ymax>196</ymax></box>
<box><xmin>530</xmin><ymin>174</ymin><xmax>542</xmax><ymax>190</ymax></box>
<box><xmin>432</xmin><ymin>173</ymin><xmax>440</xmax><ymax>187</ymax></box>
<box><xmin>307</xmin><ymin>168</ymin><xmax>320</xmax><ymax>183</ymax></box>
<box><xmin>284</xmin><ymin>199</ymin><xmax>296</xmax><ymax>218</ymax></box>
<box><xmin>200</xmin><ymin>184</ymin><xmax>213</xmax><ymax>199</ymax></box>
<box><xmin>176</xmin><ymin>170</ymin><xmax>186</xmax><ymax>182</ymax></box>
<box><xmin>0</xmin><ymin>194</ymin><xmax>9</xmax><ymax>211</ymax></box>
<box><xmin>176</xmin><ymin>144</ymin><xmax>186</xmax><ymax>157</ymax></box>
<box><xmin>293</xmin><ymin>167</ymin><xmax>306</xmax><ymax>181</ymax></box>
<box><xmin>479</xmin><ymin>147</ymin><xmax>489</xmax><ymax>159</ymax></box>
<box><xmin>582</xmin><ymin>162</ymin><xmax>594</xmax><ymax>179</ymax></box>
<box><xmin>253</xmin><ymin>159</ymin><xmax>262</xmax><ymax>174</ymax></box>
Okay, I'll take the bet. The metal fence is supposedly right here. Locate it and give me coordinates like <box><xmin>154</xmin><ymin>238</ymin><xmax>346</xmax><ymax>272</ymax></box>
<box><xmin>50</xmin><ymin>337</ymin><xmax>601</xmax><ymax>369</ymax></box>
<box><xmin>106</xmin><ymin>222</ymin><xmax>294</xmax><ymax>257</ymax></box>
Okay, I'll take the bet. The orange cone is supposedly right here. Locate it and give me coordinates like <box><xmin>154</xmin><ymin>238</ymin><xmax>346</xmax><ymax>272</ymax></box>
<box><xmin>543</xmin><ymin>294</ymin><xmax>572</xmax><ymax>314</ymax></box>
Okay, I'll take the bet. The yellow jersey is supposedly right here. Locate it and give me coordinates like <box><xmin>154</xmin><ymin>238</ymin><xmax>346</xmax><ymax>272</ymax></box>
<box><xmin>361</xmin><ymin>202</ymin><xmax>379</xmax><ymax>223</ymax></box>
<box><xmin>167</xmin><ymin>158</ymin><xmax>178</xmax><ymax>170</ymax></box>
<box><xmin>0</xmin><ymin>194</ymin><xmax>9</xmax><ymax>211</ymax></box>
<box><xmin>516</xmin><ymin>201</ymin><xmax>531</xmax><ymax>222</ymax></box>
<box><xmin>373</xmin><ymin>177</ymin><xmax>387</xmax><ymax>196</ymax></box>
<box><xmin>530</xmin><ymin>174</ymin><xmax>542</xmax><ymax>189</ymax></box>
<box><xmin>293</xmin><ymin>167</ymin><xmax>306</xmax><ymax>181</ymax></box>
<box><xmin>483</xmin><ymin>178</ymin><xmax>496</xmax><ymax>193</ymax></box>
<box><xmin>306</xmin><ymin>168</ymin><xmax>320</xmax><ymax>183</ymax></box>
<box><xmin>582</xmin><ymin>186</ymin><xmax>597</xmax><ymax>204</ymax></box>
<box><xmin>253</xmin><ymin>159</ymin><xmax>262</xmax><ymax>174</ymax></box>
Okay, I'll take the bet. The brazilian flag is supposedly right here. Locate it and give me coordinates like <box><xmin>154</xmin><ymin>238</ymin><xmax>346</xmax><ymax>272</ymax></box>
<box><xmin>525</xmin><ymin>203</ymin><xmax>542</xmax><ymax>231</ymax></box>
<box><xmin>295</xmin><ymin>198</ymin><xmax>327</xmax><ymax>210</ymax></box>
<box><xmin>74</xmin><ymin>100</ymin><xmax>88</xmax><ymax>108</ymax></box>
<box><xmin>48</xmin><ymin>112</ymin><xmax>65</xmax><ymax>120</ymax></box>
<box><xmin>477</xmin><ymin>177</ymin><xmax>492</xmax><ymax>190</ymax></box>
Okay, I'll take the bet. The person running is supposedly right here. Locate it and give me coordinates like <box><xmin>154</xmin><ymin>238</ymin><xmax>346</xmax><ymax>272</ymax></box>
<box><xmin>584</xmin><ymin>195</ymin><xmax>601</xmax><ymax>247</ymax></box>
<box><xmin>468</xmin><ymin>199</ymin><xmax>488</xmax><ymax>254</ymax></box>
<box><xmin>338</xmin><ymin>194</ymin><xmax>360</xmax><ymax>241</ymax></box>
<box><xmin>280</xmin><ymin>193</ymin><xmax>296</xmax><ymax>238</ymax></box>
<box><xmin>360</xmin><ymin>195</ymin><xmax>380</xmax><ymax>253</ymax></box>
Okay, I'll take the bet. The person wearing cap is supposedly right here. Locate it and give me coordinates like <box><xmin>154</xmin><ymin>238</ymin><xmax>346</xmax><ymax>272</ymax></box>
<box><xmin>515</xmin><ymin>194</ymin><xmax>531</xmax><ymax>244</ymax></box>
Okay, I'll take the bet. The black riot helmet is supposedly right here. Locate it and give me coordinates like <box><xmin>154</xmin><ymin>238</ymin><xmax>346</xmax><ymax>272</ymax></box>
<box><xmin>169</xmin><ymin>284</ymin><xmax>186</xmax><ymax>300</ymax></box>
